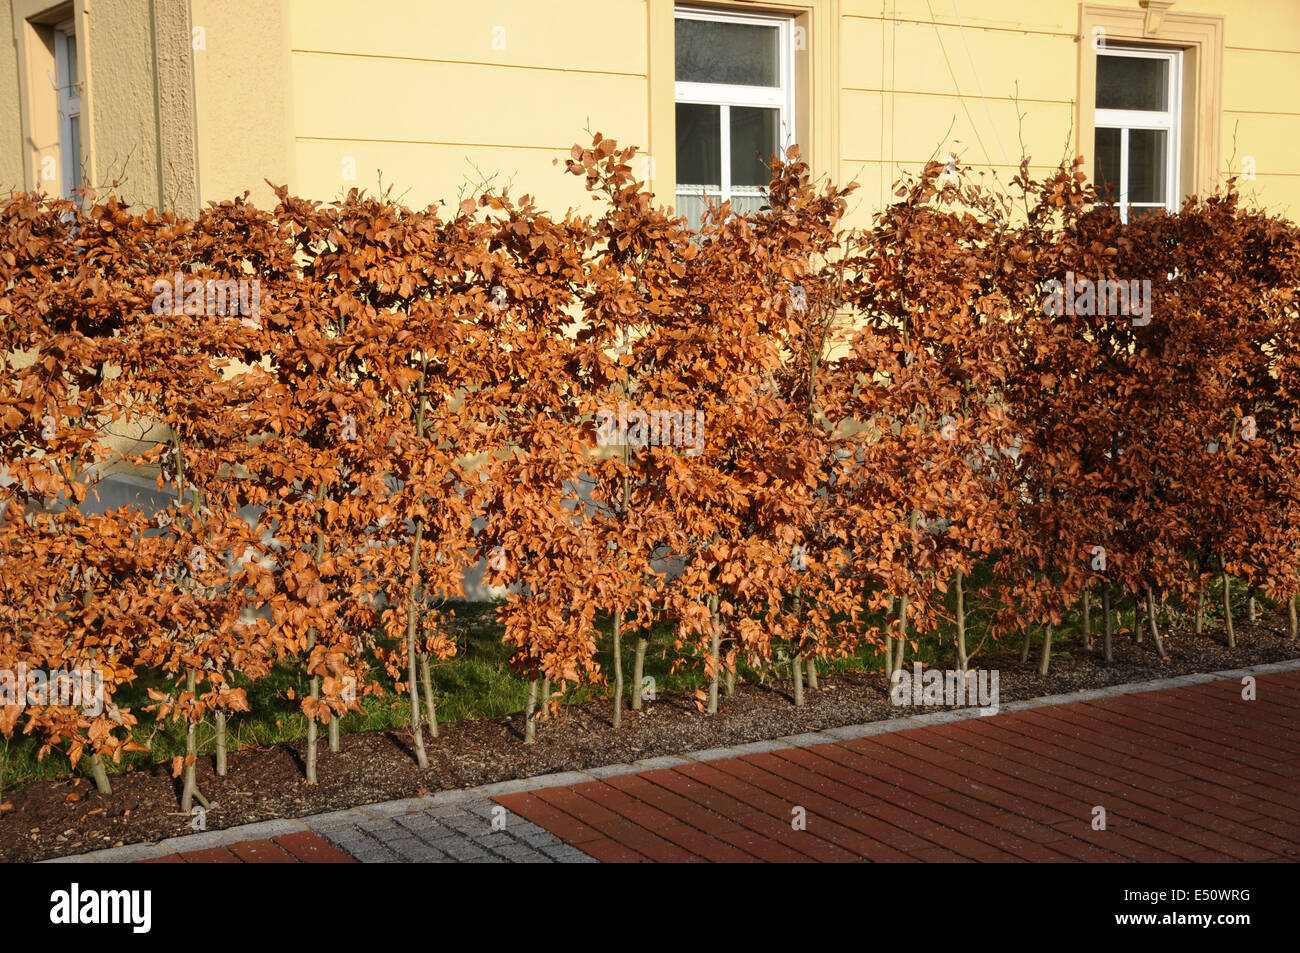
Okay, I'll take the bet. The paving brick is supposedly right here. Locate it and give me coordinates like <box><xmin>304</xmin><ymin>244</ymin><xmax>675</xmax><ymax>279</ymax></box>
<box><xmin>273</xmin><ymin>831</ymin><xmax>358</xmax><ymax>863</ymax></box>
<box><xmin>176</xmin><ymin>846</ymin><xmax>240</xmax><ymax>863</ymax></box>
<box><xmin>488</xmin><ymin>842</ymin><xmax>552</xmax><ymax>863</ymax></box>
<box><xmin>229</xmin><ymin>838</ymin><xmax>297</xmax><ymax>863</ymax></box>
<box><xmin>385</xmin><ymin>836</ymin><xmax>447</xmax><ymax>862</ymax></box>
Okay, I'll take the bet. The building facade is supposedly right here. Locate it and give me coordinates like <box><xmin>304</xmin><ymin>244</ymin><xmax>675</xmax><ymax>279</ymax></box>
<box><xmin>3</xmin><ymin>0</ymin><xmax>1298</xmax><ymax>225</ymax></box>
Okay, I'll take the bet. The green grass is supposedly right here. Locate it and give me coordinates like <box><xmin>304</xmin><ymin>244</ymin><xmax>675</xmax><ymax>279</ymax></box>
<box><xmin>0</xmin><ymin>572</ymin><xmax>1259</xmax><ymax>794</ymax></box>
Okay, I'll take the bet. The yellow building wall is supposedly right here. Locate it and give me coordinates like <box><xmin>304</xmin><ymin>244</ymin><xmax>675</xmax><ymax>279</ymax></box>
<box><xmin>286</xmin><ymin>0</ymin><xmax>652</xmax><ymax>213</ymax></box>
<box><xmin>270</xmin><ymin>0</ymin><xmax>1300</xmax><ymax>226</ymax></box>
<box><xmin>3</xmin><ymin>0</ymin><xmax>1299</xmax><ymax>222</ymax></box>
<box><xmin>841</xmin><ymin>0</ymin><xmax>1300</xmax><ymax>223</ymax></box>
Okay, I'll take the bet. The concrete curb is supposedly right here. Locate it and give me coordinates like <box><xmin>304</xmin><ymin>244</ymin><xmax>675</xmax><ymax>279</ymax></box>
<box><xmin>44</xmin><ymin>657</ymin><xmax>1300</xmax><ymax>863</ymax></box>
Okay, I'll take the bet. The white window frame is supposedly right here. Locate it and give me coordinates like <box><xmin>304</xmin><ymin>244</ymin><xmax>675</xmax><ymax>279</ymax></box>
<box><xmin>1094</xmin><ymin>46</ymin><xmax>1182</xmax><ymax>224</ymax></box>
<box><xmin>54</xmin><ymin>19</ymin><xmax>81</xmax><ymax>199</ymax></box>
<box><xmin>674</xmin><ymin>5</ymin><xmax>796</xmax><ymax>217</ymax></box>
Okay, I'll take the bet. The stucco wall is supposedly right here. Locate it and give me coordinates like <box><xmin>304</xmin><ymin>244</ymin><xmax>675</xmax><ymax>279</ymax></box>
<box><xmin>190</xmin><ymin>0</ymin><xmax>294</xmax><ymax>207</ymax></box>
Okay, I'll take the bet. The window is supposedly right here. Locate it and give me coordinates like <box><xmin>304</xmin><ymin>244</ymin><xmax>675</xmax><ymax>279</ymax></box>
<box><xmin>53</xmin><ymin>19</ymin><xmax>81</xmax><ymax>198</ymax></box>
<box><xmin>674</xmin><ymin>6</ymin><xmax>794</xmax><ymax>227</ymax></box>
<box><xmin>1093</xmin><ymin>47</ymin><xmax>1181</xmax><ymax>223</ymax></box>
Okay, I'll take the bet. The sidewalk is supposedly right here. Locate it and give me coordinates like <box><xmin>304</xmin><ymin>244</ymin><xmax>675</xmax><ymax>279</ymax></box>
<box><xmin>46</xmin><ymin>659</ymin><xmax>1300</xmax><ymax>863</ymax></box>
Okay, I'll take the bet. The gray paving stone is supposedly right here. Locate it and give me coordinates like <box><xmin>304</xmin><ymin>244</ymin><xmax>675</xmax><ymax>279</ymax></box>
<box><xmin>426</xmin><ymin>788</ymin><xmax>479</xmax><ymax>808</ymax></box>
<box><xmin>229</xmin><ymin>818</ymin><xmax>309</xmax><ymax>839</ymax></box>
<box><xmin>422</xmin><ymin>800</ymin><xmax>480</xmax><ymax>819</ymax></box>
<box><xmin>844</xmin><ymin>716</ymin><xmax>927</xmax><ymax>736</ymax></box>
<box><xmin>907</xmin><ymin>709</ymin><xmax>982</xmax><ymax>726</ymax></box>
<box><xmin>348</xmin><ymin>840</ymin><xmax>403</xmax><ymax>863</ymax></box>
<box><xmin>521</xmin><ymin>770</ymin><xmax>597</xmax><ymax>789</ymax></box>
<box><xmin>518</xmin><ymin>826</ymin><xmax>562</xmax><ymax>848</ymax></box>
<box><xmin>395</xmin><ymin>813</ymin><xmax>454</xmax><ymax>840</ymax></box>
<box><xmin>318</xmin><ymin>829</ymin><xmax>374</xmax><ymax>851</ymax></box>
<box><xmin>681</xmin><ymin>746</ymin><xmax>742</xmax><ymax>762</ymax></box>
<box><xmin>442</xmin><ymin>812</ymin><xmax>493</xmax><ymax>835</ymax></box>
<box><xmin>469</xmin><ymin>778</ymin><xmax>541</xmax><ymax>798</ymax></box>
<box><xmin>360</xmin><ymin>798</ymin><xmax>426</xmax><ymax>818</ymax></box>
<box><xmin>822</xmin><ymin>724</ymin><xmax>876</xmax><ymax>741</ymax></box>
<box><xmin>41</xmin><ymin>852</ymin><xmax>102</xmax><ymax>863</ymax></box>
<box><xmin>776</xmin><ymin>731</ymin><xmax>838</xmax><ymax>747</ymax></box>
<box><xmin>632</xmin><ymin>755</ymin><xmax>693</xmax><ymax>771</ymax></box>
<box><xmin>69</xmin><ymin>842</ymin><xmax>168</xmax><ymax>863</ymax></box>
<box><xmin>489</xmin><ymin>842</ymin><xmax>552</xmax><ymax>863</ymax></box>
<box><xmin>356</xmin><ymin>817</ymin><xmax>403</xmax><ymax>836</ymax></box>
<box><xmin>731</xmin><ymin>739</ymin><xmax>793</xmax><ymax>755</ymax></box>
<box><xmin>386</xmin><ymin>836</ymin><xmax>448</xmax><ymax>862</ymax></box>
<box><xmin>541</xmin><ymin>842</ymin><xmax>597</xmax><ymax>863</ymax></box>
<box><xmin>431</xmin><ymin>837</ymin><xmax>491</xmax><ymax>862</ymax></box>
<box><xmin>585</xmin><ymin>762</ymin><xmax>642</xmax><ymax>778</ymax></box>
<box><xmin>155</xmin><ymin>829</ymin><xmax>240</xmax><ymax>853</ymax></box>
<box><xmin>303</xmin><ymin>808</ymin><xmax>367</xmax><ymax>829</ymax></box>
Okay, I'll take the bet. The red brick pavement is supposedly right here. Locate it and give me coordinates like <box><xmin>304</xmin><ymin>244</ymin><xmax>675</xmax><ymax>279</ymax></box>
<box><xmin>495</xmin><ymin>671</ymin><xmax>1300</xmax><ymax>862</ymax></box>
<box><xmin>140</xmin><ymin>831</ymin><xmax>355</xmax><ymax>863</ymax></box>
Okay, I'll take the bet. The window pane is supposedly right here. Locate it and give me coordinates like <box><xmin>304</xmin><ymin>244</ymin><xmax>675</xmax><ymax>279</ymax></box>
<box><xmin>730</xmin><ymin>106</ymin><xmax>780</xmax><ymax>188</ymax></box>
<box><xmin>1096</xmin><ymin>54</ymin><xmax>1169</xmax><ymax>111</ymax></box>
<box><xmin>728</xmin><ymin>191</ymin><xmax>768</xmax><ymax>217</ymax></box>
<box><xmin>68</xmin><ymin>116</ymin><xmax>81</xmax><ymax>190</ymax></box>
<box><xmin>676</xmin><ymin>102</ymin><xmax>721</xmax><ymax>188</ymax></box>
<box><xmin>1128</xmin><ymin>128</ymin><xmax>1167</xmax><ymax>204</ymax></box>
<box><xmin>1128</xmin><ymin>205</ymin><xmax>1166</xmax><ymax>221</ymax></box>
<box><xmin>676</xmin><ymin>17</ymin><xmax>780</xmax><ymax>86</ymax></box>
<box><xmin>676</xmin><ymin>191</ymin><xmax>719</xmax><ymax>229</ymax></box>
<box><xmin>1093</xmin><ymin>126</ymin><xmax>1121</xmax><ymax>199</ymax></box>
<box><xmin>65</xmin><ymin>34</ymin><xmax>78</xmax><ymax>88</ymax></box>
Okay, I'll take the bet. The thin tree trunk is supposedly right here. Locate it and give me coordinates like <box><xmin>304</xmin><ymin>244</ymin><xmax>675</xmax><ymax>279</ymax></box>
<box><xmin>1288</xmin><ymin>593</ymin><xmax>1297</xmax><ymax>640</ymax></box>
<box><xmin>708</xmin><ymin>594</ymin><xmax>722</xmax><ymax>715</ymax></box>
<box><xmin>1247</xmin><ymin>590</ymin><xmax>1257</xmax><ymax>622</ymax></box>
<box><xmin>524</xmin><ymin>676</ymin><xmax>538</xmax><ymax>744</ymax></box>
<box><xmin>305</xmin><ymin>639</ymin><xmax>319</xmax><ymax>785</ymax></box>
<box><xmin>405</xmin><ymin>361</ymin><xmax>432</xmax><ymax>766</ymax></box>
<box><xmin>1195</xmin><ymin>583</ymin><xmax>1204</xmax><ymax>634</ymax></box>
<box><xmin>806</xmin><ymin>658</ymin><xmax>819</xmax><ymax>691</ymax></box>
<box><xmin>955</xmin><ymin>570</ymin><xmax>968</xmax><ymax>670</ymax></box>
<box><xmin>1145</xmin><ymin>585</ymin><xmax>1167</xmax><ymax>658</ymax></box>
<box><xmin>87</xmin><ymin>754</ymin><xmax>111</xmax><ymax>795</ymax></box>
<box><xmin>541</xmin><ymin>676</ymin><xmax>551</xmax><ymax>725</ymax></box>
<box><xmin>631</xmin><ymin>636</ymin><xmax>648</xmax><ymax>711</ymax></box>
<box><xmin>1019</xmin><ymin>626</ymin><xmax>1032</xmax><ymax>663</ymax></box>
<box><xmin>883</xmin><ymin>594</ymin><xmax>895</xmax><ymax>672</ymax></box>
<box><xmin>894</xmin><ymin>593</ymin><xmax>909</xmax><ymax>676</ymax></box>
<box><xmin>893</xmin><ymin>512</ymin><xmax>919</xmax><ymax>676</ymax></box>
<box><xmin>328</xmin><ymin>716</ymin><xmax>339</xmax><ymax>753</ymax></box>
<box><xmin>180</xmin><ymin>670</ymin><xmax>209</xmax><ymax>814</ymax></box>
<box><xmin>1037</xmin><ymin>624</ymin><xmax>1053</xmax><ymax>676</ymax></box>
<box><xmin>405</xmin><ymin>518</ymin><xmax>429</xmax><ymax>770</ymax></box>
<box><xmin>304</xmin><ymin>485</ymin><xmax>327</xmax><ymax>785</ymax></box>
<box><xmin>1102</xmin><ymin>582</ymin><xmax>1113</xmax><ymax>664</ymax></box>
<box><xmin>1081</xmin><ymin>586</ymin><xmax>1091</xmax><ymax>651</ymax></box>
<box><xmin>791</xmin><ymin>587</ymin><xmax>805</xmax><ymax>706</ymax></box>
<box><xmin>418</xmin><ymin>653</ymin><xmax>438</xmax><ymax>737</ymax></box>
<box><xmin>612</xmin><ymin>608</ymin><xmax>624</xmax><ymax>728</ymax></box>
<box><xmin>215</xmin><ymin>711</ymin><xmax>227</xmax><ymax>776</ymax></box>
<box><xmin>1222</xmin><ymin>567</ymin><xmax>1235</xmax><ymax>648</ymax></box>
<box><xmin>724</xmin><ymin>637</ymin><xmax>736</xmax><ymax>695</ymax></box>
